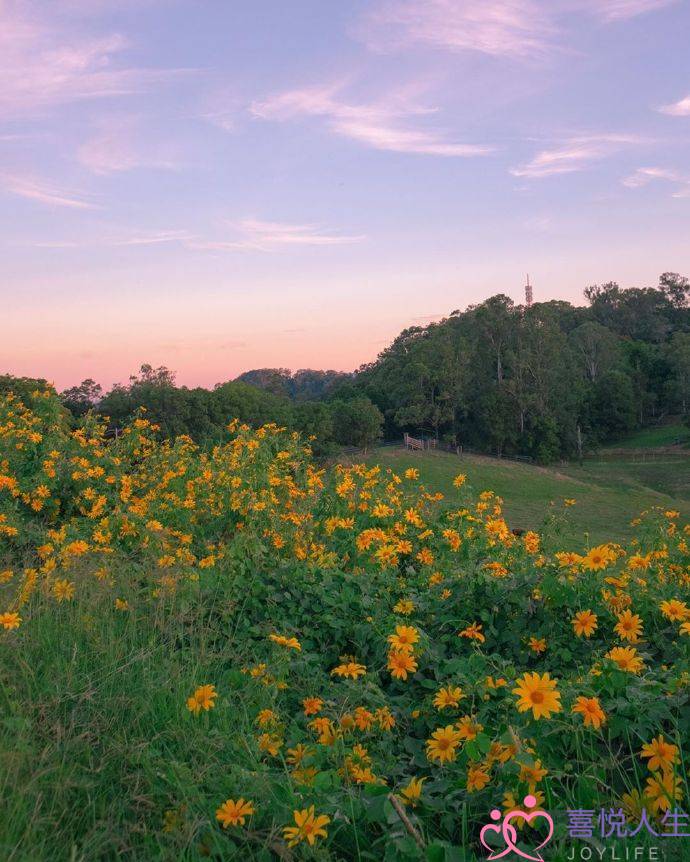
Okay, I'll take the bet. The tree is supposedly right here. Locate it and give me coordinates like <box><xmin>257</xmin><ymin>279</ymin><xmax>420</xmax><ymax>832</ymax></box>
<box><xmin>591</xmin><ymin>371</ymin><xmax>636</xmax><ymax>438</ymax></box>
<box><xmin>0</xmin><ymin>374</ymin><xmax>54</xmax><ymax>399</ymax></box>
<box><xmin>292</xmin><ymin>401</ymin><xmax>336</xmax><ymax>455</ymax></box>
<box><xmin>659</xmin><ymin>272</ymin><xmax>689</xmax><ymax>308</ymax></box>
<box><xmin>570</xmin><ymin>322</ymin><xmax>620</xmax><ymax>382</ymax></box>
<box><xmin>330</xmin><ymin>398</ymin><xmax>383</xmax><ymax>452</ymax></box>
<box><xmin>665</xmin><ymin>332</ymin><xmax>690</xmax><ymax>415</ymax></box>
<box><xmin>60</xmin><ymin>379</ymin><xmax>103</xmax><ymax>417</ymax></box>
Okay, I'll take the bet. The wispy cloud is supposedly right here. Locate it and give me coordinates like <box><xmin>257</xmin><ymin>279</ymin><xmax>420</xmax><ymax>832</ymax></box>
<box><xmin>511</xmin><ymin>133</ymin><xmax>645</xmax><ymax>178</ymax></box>
<box><xmin>658</xmin><ymin>94</ymin><xmax>690</xmax><ymax>116</ymax></box>
<box><xmin>190</xmin><ymin>218</ymin><xmax>366</xmax><ymax>252</ymax></box>
<box><xmin>24</xmin><ymin>222</ymin><xmax>363</xmax><ymax>252</ymax></box>
<box><xmin>356</xmin><ymin>0</ymin><xmax>677</xmax><ymax>60</ymax></box>
<box><xmin>0</xmin><ymin>5</ymin><xmax>193</xmax><ymax>118</ymax></box>
<box><xmin>77</xmin><ymin>115</ymin><xmax>179</xmax><ymax>175</ymax></box>
<box><xmin>523</xmin><ymin>214</ymin><xmax>553</xmax><ymax>231</ymax></box>
<box><xmin>0</xmin><ymin>172</ymin><xmax>98</xmax><ymax>209</ymax></box>
<box><xmin>622</xmin><ymin>166</ymin><xmax>690</xmax><ymax>197</ymax></box>
<box><xmin>358</xmin><ymin>0</ymin><xmax>555</xmax><ymax>59</ymax></box>
<box><xmin>250</xmin><ymin>84</ymin><xmax>494</xmax><ymax>157</ymax></box>
<box><xmin>587</xmin><ymin>0</ymin><xmax>678</xmax><ymax>22</ymax></box>
<box><xmin>111</xmin><ymin>230</ymin><xmax>196</xmax><ymax>246</ymax></box>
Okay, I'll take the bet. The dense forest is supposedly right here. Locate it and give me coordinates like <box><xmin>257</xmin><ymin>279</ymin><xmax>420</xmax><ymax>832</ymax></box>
<box><xmin>3</xmin><ymin>273</ymin><xmax>689</xmax><ymax>462</ymax></box>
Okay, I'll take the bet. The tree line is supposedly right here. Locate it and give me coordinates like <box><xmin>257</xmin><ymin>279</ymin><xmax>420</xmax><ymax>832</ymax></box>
<box><xmin>3</xmin><ymin>273</ymin><xmax>689</xmax><ymax>462</ymax></box>
<box><xmin>345</xmin><ymin>273</ymin><xmax>690</xmax><ymax>461</ymax></box>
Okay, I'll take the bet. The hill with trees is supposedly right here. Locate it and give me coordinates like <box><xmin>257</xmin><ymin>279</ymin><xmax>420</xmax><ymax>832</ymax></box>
<box><xmin>4</xmin><ymin>273</ymin><xmax>689</xmax><ymax>462</ymax></box>
<box><xmin>342</xmin><ymin>273</ymin><xmax>690</xmax><ymax>461</ymax></box>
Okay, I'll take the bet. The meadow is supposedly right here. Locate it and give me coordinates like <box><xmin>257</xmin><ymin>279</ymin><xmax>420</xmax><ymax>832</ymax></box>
<box><xmin>365</xmin><ymin>448</ymin><xmax>690</xmax><ymax>547</ymax></box>
<box><xmin>1</xmin><ymin>389</ymin><xmax>689</xmax><ymax>861</ymax></box>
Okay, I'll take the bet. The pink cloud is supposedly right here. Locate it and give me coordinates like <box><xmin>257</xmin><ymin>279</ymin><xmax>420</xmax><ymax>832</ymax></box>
<box><xmin>250</xmin><ymin>84</ymin><xmax>494</xmax><ymax>157</ymax></box>
<box><xmin>358</xmin><ymin>0</ymin><xmax>554</xmax><ymax>59</ymax></box>
<box><xmin>0</xmin><ymin>4</ymin><xmax>194</xmax><ymax>118</ymax></box>
<box><xmin>356</xmin><ymin>0</ymin><xmax>677</xmax><ymax>60</ymax></box>
<box><xmin>0</xmin><ymin>172</ymin><xmax>99</xmax><ymax>209</ymax></box>
<box><xmin>190</xmin><ymin>218</ymin><xmax>366</xmax><ymax>251</ymax></box>
<box><xmin>77</xmin><ymin>115</ymin><xmax>180</xmax><ymax>175</ymax></box>
<box><xmin>622</xmin><ymin>166</ymin><xmax>690</xmax><ymax>197</ymax></box>
<box><xmin>588</xmin><ymin>0</ymin><xmax>678</xmax><ymax>21</ymax></box>
<box><xmin>511</xmin><ymin>133</ymin><xmax>647</xmax><ymax>178</ymax></box>
<box><xmin>658</xmin><ymin>94</ymin><xmax>690</xmax><ymax>116</ymax></box>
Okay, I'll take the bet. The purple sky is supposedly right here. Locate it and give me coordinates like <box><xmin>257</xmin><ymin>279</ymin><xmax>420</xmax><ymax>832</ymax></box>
<box><xmin>2</xmin><ymin>0</ymin><xmax>690</xmax><ymax>389</ymax></box>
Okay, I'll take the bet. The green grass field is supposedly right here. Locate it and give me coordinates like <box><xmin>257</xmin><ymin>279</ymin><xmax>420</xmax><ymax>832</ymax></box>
<box><xmin>363</xmin><ymin>448</ymin><xmax>690</xmax><ymax>547</ymax></box>
<box><xmin>3</xmin><ymin>398</ymin><xmax>690</xmax><ymax>861</ymax></box>
<box><xmin>601</xmin><ymin>422</ymin><xmax>690</xmax><ymax>449</ymax></box>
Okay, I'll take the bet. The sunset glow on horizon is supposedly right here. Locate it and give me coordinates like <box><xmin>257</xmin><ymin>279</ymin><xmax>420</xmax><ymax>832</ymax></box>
<box><xmin>3</xmin><ymin>0</ymin><xmax>690</xmax><ymax>390</ymax></box>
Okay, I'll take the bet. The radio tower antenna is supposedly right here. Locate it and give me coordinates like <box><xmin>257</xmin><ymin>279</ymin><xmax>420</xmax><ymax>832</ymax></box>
<box><xmin>525</xmin><ymin>273</ymin><xmax>533</xmax><ymax>308</ymax></box>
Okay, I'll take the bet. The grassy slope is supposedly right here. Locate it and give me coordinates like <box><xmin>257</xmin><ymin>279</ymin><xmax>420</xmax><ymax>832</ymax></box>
<box><xmin>560</xmin><ymin>458</ymin><xmax>690</xmax><ymax>501</ymax></box>
<box><xmin>601</xmin><ymin>422</ymin><xmax>690</xmax><ymax>449</ymax></box>
<box><xmin>364</xmin><ymin>448</ymin><xmax>690</xmax><ymax>547</ymax></box>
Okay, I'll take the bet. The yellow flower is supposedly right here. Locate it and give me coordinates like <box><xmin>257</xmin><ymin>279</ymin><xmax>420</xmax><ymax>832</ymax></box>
<box><xmin>0</xmin><ymin>611</ymin><xmax>21</xmax><ymax>630</ymax></box>
<box><xmin>523</xmin><ymin>531</ymin><xmax>540</xmax><ymax>554</ymax></box>
<box><xmin>114</xmin><ymin>598</ymin><xmax>129</xmax><ymax>611</ymax></box>
<box><xmin>256</xmin><ymin>708</ymin><xmax>277</xmax><ymax>727</ymax></box>
<box><xmin>309</xmin><ymin>716</ymin><xmax>337</xmax><ymax>745</ymax></box>
<box><xmin>433</xmin><ymin>686</ymin><xmax>464</xmax><ymax>710</ymax></box>
<box><xmin>645</xmin><ymin>771</ymin><xmax>683</xmax><ymax>813</ymax></box>
<box><xmin>660</xmin><ymin>599</ymin><xmax>690</xmax><ymax>621</ymax></box>
<box><xmin>426</xmin><ymin>725</ymin><xmax>463</xmax><ymax>764</ymax></box>
<box><xmin>292</xmin><ymin>766</ymin><xmax>318</xmax><ymax>785</ymax></box>
<box><xmin>519</xmin><ymin>759</ymin><xmax>548</xmax><ymax>787</ymax></box>
<box><xmin>620</xmin><ymin>788</ymin><xmax>648</xmax><ymax>822</ymax></box>
<box><xmin>387</xmin><ymin>625</ymin><xmax>419</xmax><ymax>653</ymax></box>
<box><xmin>388</xmin><ymin>649</ymin><xmax>418</xmax><ymax>680</ymax></box>
<box><xmin>640</xmin><ymin>735</ymin><xmax>679</xmax><ymax>772</ymax></box>
<box><xmin>331</xmin><ymin>661</ymin><xmax>367</xmax><ymax>679</ymax></box>
<box><xmin>216</xmin><ymin>798</ymin><xmax>255</xmax><ymax>828</ymax></box>
<box><xmin>582</xmin><ymin>545</ymin><xmax>614</xmax><ymax>571</ymax></box>
<box><xmin>456</xmin><ymin>715</ymin><xmax>483</xmax><ymax>740</ymax></box>
<box><xmin>186</xmin><ymin>684</ymin><xmax>217</xmax><ymax>715</ymax></box>
<box><xmin>614</xmin><ymin>609</ymin><xmax>643</xmax><ymax>643</ymax></box>
<box><xmin>513</xmin><ymin>672</ymin><xmax>562</xmax><ymax>720</ymax></box>
<box><xmin>283</xmin><ymin>806</ymin><xmax>330</xmax><ymax>847</ymax></box>
<box><xmin>528</xmin><ymin>636</ymin><xmax>547</xmax><ymax>654</ymax></box>
<box><xmin>394</xmin><ymin>599</ymin><xmax>415</xmax><ymax>615</ymax></box>
<box><xmin>376</xmin><ymin>706</ymin><xmax>396</xmax><ymax>730</ymax></box>
<box><xmin>258</xmin><ymin>733</ymin><xmax>283</xmax><ymax>757</ymax></box>
<box><xmin>605</xmin><ymin>646</ymin><xmax>644</xmax><ymax>674</ymax></box>
<box><xmin>453</xmin><ymin>474</ymin><xmax>466</xmax><ymax>488</ymax></box>
<box><xmin>417</xmin><ymin>548</ymin><xmax>434</xmax><ymax>566</ymax></box>
<box><xmin>353</xmin><ymin>706</ymin><xmax>374</xmax><ymax>731</ymax></box>
<box><xmin>302</xmin><ymin>696</ymin><xmax>323</xmax><ymax>716</ymax></box>
<box><xmin>572</xmin><ymin>696</ymin><xmax>606</xmax><ymax>729</ymax></box>
<box><xmin>680</xmin><ymin>622</ymin><xmax>690</xmax><ymax>636</ymax></box>
<box><xmin>399</xmin><ymin>776</ymin><xmax>425</xmax><ymax>806</ymax></box>
<box><xmin>286</xmin><ymin>743</ymin><xmax>312</xmax><ymax>766</ymax></box>
<box><xmin>557</xmin><ymin>551</ymin><xmax>582</xmax><ymax>567</ymax></box>
<box><xmin>572</xmin><ymin>610</ymin><xmax>598</xmax><ymax>638</ymax></box>
<box><xmin>269</xmin><ymin>633</ymin><xmax>301</xmax><ymax>651</ymax></box>
<box><xmin>404</xmin><ymin>468</ymin><xmax>419</xmax><ymax>480</ymax></box>
<box><xmin>459</xmin><ymin>622</ymin><xmax>485</xmax><ymax>642</ymax></box>
<box><xmin>53</xmin><ymin>579</ymin><xmax>75</xmax><ymax>602</ymax></box>
<box><xmin>467</xmin><ymin>765</ymin><xmax>491</xmax><ymax>792</ymax></box>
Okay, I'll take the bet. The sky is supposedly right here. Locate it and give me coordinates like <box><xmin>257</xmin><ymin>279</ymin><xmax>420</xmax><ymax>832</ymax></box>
<box><xmin>2</xmin><ymin>0</ymin><xmax>690</xmax><ymax>391</ymax></box>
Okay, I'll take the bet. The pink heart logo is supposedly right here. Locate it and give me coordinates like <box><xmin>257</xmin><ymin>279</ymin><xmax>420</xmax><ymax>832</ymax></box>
<box><xmin>479</xmin><ymin>797</ymin><xmax>554</xmax><ymax>861</ymax></box>
<box><xmin>502</xmin><ymin>804</ymin><xmax>554</xmax><ymax>862</ymax></box>
<box><xmin>479</xmin><ymin>813</ymin><xmax>519</xmax><ymax>860</ymax></box>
